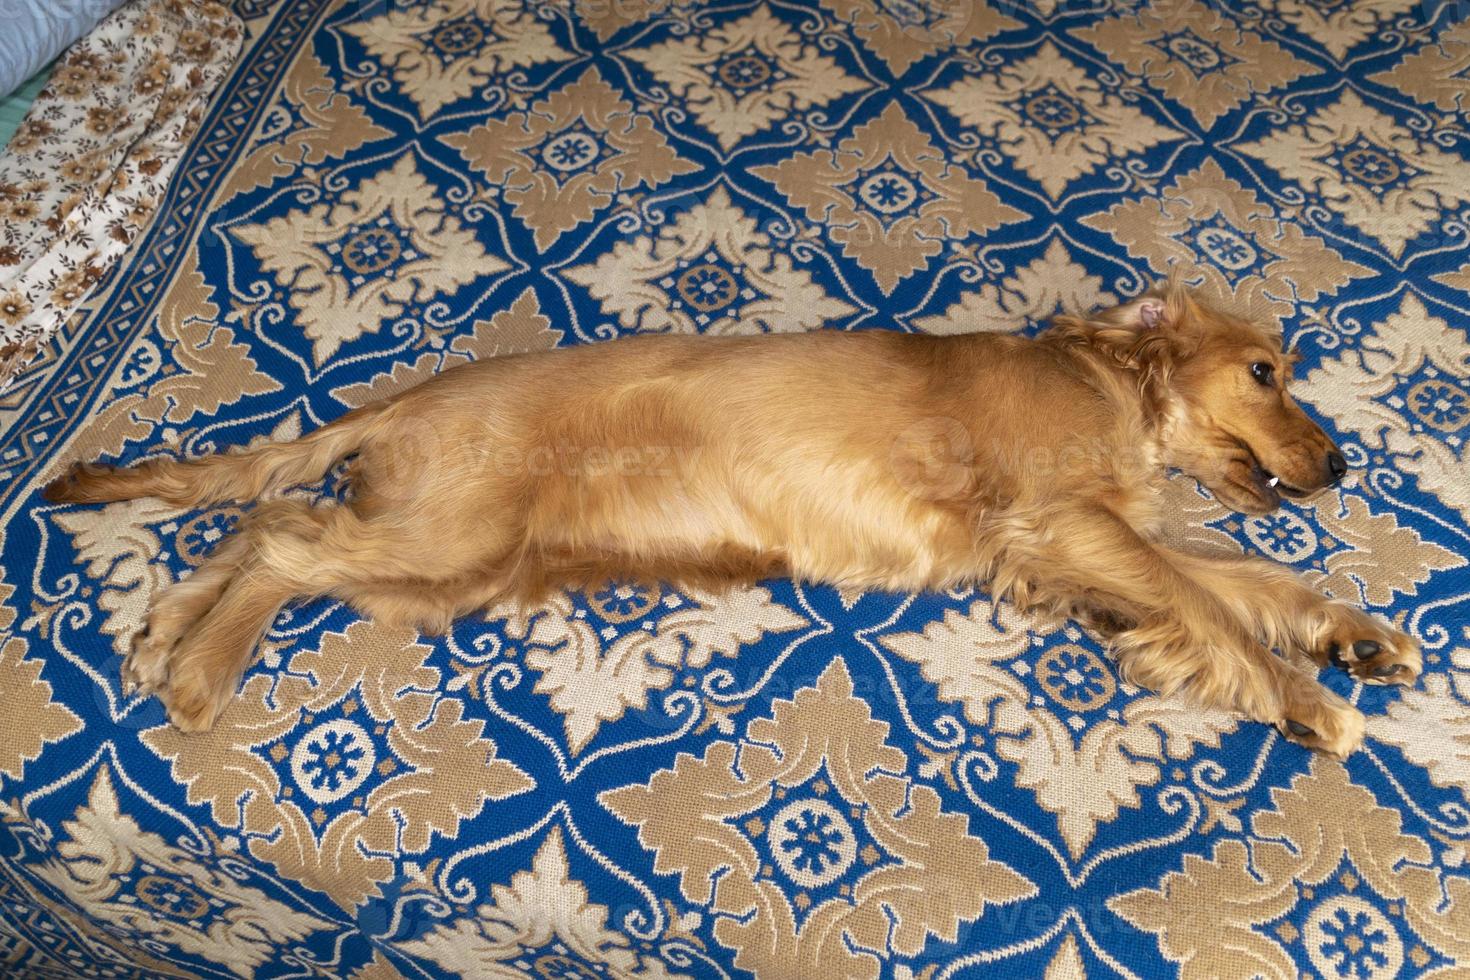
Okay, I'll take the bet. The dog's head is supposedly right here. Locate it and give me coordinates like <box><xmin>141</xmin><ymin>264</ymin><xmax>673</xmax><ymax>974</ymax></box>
<box><xmin>1085</xmin><ymin>283</ymin><xmax>1345</xmax><ymax>514</ymax></box>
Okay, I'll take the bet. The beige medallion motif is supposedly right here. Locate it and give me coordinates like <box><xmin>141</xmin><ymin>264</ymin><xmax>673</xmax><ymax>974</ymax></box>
<box><xmin>1076</xmin><ymin>0</ymin><xmax>1316</xmax><ymax>129</ymax></box>
<box><xmin>486</xmin><ymin>582</ymin><xmax>808</xmax><ymax>753</ymax></box>
<box><xmin>231</xmin><ymin>154</ymin><xmax>506</xmax><ymax>364</ymax></box>
<box><xmin>563</xmin><ymin>187</ymin><xmax>856</xmax><ymax>334</ymax></box>
<box><xmin>342</xmin><ymin>0</ymin><xmax>569</xmax><ymax>117</ymax></box>
<box><xmin>627</xmin><ymin>5</ymin><xmax>869</xmax><ymax>150</ymax></box>
<box><xmin>1082</xmin><ymin>158</ymin><xmax>1373</xmax><ymax>324</ymax></box>
<box><xmin>819</xmin><ymin>0</ymin><xmax>1019</xmax><ymax>75</ymax></box>
<box><xmin>925</xmin><ymin>41</ymin><xmax>1183</xmax><ymax>199</ymax></box>
<box><xmin>400</xmin><ymin>828</ymin><xmax>691</xmax><ymax>978</ymax></box>
<box><xmin>1295</xmin><ymin>292</ymin><xmax>1470</xmax><ymax>523</ymax></box>
<box><xmin>444</xmin><ymin>67</ymin><xmax>698</xmax><ymax>251</ymax></box>
<box><xmin>1112</xmin><ymin>760</ymin><xmax>1470</xmax><ymax>978</ymax></box>
<box><xmin>602</xmin><ymin>658</ymin><xmax>1036</xmax><ymax>979</ymax></box>
<box><xmin>878</xmin><ymin>598</ymin><xmax>1239</xmax><ymax>858</ymax></box>
<box><xmin>142</xmin><ymin>620</ymin><xmax>535</xmax><ymax>908</ymax></box>
<box><xmin>575</xmin><ymin>0</ymin><xmax>700</xmax><ymax>42</ymax></box>
<box><xmin>756</xmin><ymin>102</ymin><xmax>1024</xmax><ymax>294</ymax></box>
<box><xmin>228</xmin><ymin>47</ymin><xmax>392</xmax><ymax>196</ymax></box>
<box><xmin>16</xmin><ymin>768</ymin><xmax>333</xmax><ymax>977</ymax></box>
<box><xmin>1370</xmin><ymin>22</ymin><xmax>1470</xmax><ymax>115</ymax></box>
<box><xmin>1236</xmin><ymin>91</ymin><xmax>1470</xmax><ymax>259</ymax></box>
<box><xmin>916</xmin><ymin>239</ymin><xmax>1118</xmax><ymax>335</ymax></box>
<box><xmin>1259</xmin><ymin>0</ymin><xmax>1424</xmax><ymax>60</ymax></box>
<box><xmin>330</xmin><ymin>286</ymin><xmax>564</xmax><ymax>407</ymax></box>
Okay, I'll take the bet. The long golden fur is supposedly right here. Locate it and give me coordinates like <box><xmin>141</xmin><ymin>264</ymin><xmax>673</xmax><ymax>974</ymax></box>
<box><xmin>45</xmin><ymin>282</ymin><xmax>1420</xmax><ymax>756</ymax></box>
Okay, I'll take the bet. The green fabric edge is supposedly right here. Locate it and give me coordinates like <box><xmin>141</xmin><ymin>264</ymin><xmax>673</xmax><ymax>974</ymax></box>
<box><xmin>0</xmin><ymin>63</ymin><xmax>54</xmax><ymax>149</ymax></box>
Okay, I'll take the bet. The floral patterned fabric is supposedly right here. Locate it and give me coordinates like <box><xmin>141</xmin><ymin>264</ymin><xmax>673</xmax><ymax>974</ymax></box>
<box><xmin>0</xmin><ymin>0</ymin><xmax>242</xmax><ymax>393</ymax></box>
<box><xmin>2</xmin><ymin>0</ymin><xmax>1469</xmax><ymax>976</ymax></box>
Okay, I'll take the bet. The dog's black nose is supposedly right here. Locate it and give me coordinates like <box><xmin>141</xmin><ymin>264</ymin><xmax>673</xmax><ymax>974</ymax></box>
<box><xmin>1326</xmin><ymin>450</ymin><xmax>1347</xmax><ymax>484</ymax></box>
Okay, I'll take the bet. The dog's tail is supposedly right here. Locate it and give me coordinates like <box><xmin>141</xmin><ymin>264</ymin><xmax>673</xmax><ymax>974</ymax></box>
<box><xmin>43</xmin><ymin>402</ymin><xmax>391</xmax><ymax>508</ymax></box>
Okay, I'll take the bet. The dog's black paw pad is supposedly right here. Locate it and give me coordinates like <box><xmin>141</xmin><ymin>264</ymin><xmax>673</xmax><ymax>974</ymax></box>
<box><xmin>1370</xmin><ymin>662</ymin><xmax>1403</xmax><ymax>678</ymax></box>
<box><xmin>1353</xmin><ymin>640</ymin><xmax>1382</xmax><ymax>660</ymax></box>
<box><xmin>1326</xmin><ymin>642</ymin><xmax>1347</xmax><ymax>669</ymax></box>
<box><xmin>1285</xmin><ymin>720</ymin><xmax>1315</xmax><ymax>738</ymax></box>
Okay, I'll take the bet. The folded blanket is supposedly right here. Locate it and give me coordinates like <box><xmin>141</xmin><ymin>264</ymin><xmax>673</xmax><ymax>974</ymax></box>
<box><xmin>0</xmin><ymin>0</ymin><xmax>241</xmax><ymax>392</ymax></box>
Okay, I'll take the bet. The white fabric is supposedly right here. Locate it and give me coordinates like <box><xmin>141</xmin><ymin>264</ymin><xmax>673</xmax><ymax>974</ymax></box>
<box><xmin>0</xmin><ymin>0</ymin><xmax>127</xmax><ymax>98</ymax></box>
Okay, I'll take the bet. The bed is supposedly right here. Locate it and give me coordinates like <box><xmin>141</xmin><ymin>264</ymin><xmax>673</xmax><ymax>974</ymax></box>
<box><xmin>1</xmin><ymin>0</ymin><xmax>1467</xmax><ymax>976</ymax></box>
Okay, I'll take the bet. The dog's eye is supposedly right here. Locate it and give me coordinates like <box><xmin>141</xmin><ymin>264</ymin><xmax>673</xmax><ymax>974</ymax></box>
<box><xmin>1249</xmin><ymin>361</ymin><xmax>1275</xmax><ymax>386</ymax></box>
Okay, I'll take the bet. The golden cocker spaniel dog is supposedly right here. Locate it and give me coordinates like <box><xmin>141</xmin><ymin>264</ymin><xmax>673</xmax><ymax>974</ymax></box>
<box><xmin>46</xmin><ymin>282</ymin><xmax>1420</xmax><ymax>756</ymax></box>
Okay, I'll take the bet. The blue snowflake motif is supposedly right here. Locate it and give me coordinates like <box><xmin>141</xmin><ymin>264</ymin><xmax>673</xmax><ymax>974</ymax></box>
<box><xmin>176</xmin><ymin>510</ymin><xmax>240</xmax><ymax>565</ymax></box>
<box><xmin>1408</xmin><ymin>380</ymin><xmax>1468</xmax><ymax>431</ymax></box>
<box><xmin>591</xmin><ymin>581</ymin><xmax>656</xmax><ymax>620</ymax></box>
<box><xmin>1317</xmin><ymin>906</ymin><xmax>1393</xmax><ymax>978</ymax></box>
<box><xmin>680</xmin><ymin>266</ymin><xmax>737</xmax><ymax>308</ymax></box>
<box><xmin>538</xmin><ymin>126</ymin><xmax>604</xmax><ymax>180</ymax></box>
<box><xmin>549</xmin><ymin>134</ymin><xmax>594</xmax><ymax>168</ymax></box>
<box><xmin>1182</xmin><ymin>222</ymin><xmax>1264</xmax><ymax>286</ymax></box>
<box><xmin>320</xmin><ymin>216</ymin><xmax>416</xmax><ymax>294</ymax></box>
<box><xmin>133</xmin><ymin>872</ymin><xmax>214</xmax><ymax>923</ymax></box>
<box><xmin>344</xmin><ymin>229</ymin><xmax>400</xmax><ymax>273</ymax></box>
<box><xmin>877</xmin><ymin>0</ymin><xmax>960</xmax><ymax>40</ymax></box>
<box><xmin>669</xmin><ymin>254</ymin><xmax>759</xmax><ymax>326</ymax></box>
<box><xmin>1202</xmin><ymin>230</ymin><xmax>1250</xmax><ymax>265</ymax></box>
<box><xmin>1332</xmin><ymin>137</ymin><xmax>1416</xmax><ymax>194</ymax></box>
<box><xmin>1252</xmin><ymin>513</ymin><xmax>1311</xmax><ymax>554</ymax></box>
<box><xmin>757</xmin><ymin>777</ymin><xmax>883</xmax><ymax>921</ymax></box>
<box><xmin>300</xmin><ymin>727</ymin><xmax>367</xmax><ymax>795</ymax></box>
<box><xmin>417</xmin><ymin>17</ymin><xmax>487</xmax><ymax>65</ymax></box>
<box><xmin>711</xmin><ymin>51</ymin><xmax>775</xmax><ymax>91</ymax></box>
<box><xmin>779</xmin><ymin>806</ymin><xmax>847</xmax><ymax>877</ymax></box>
<box><xmin>853</xmin><ymin>165</ymin><xmax>924</xmax><ymax>225</ymax></box>
<box><xmin>1011</xmin><ymin>83</ymin><xmax>1095</xmax><ymax>138</ymax></box>
<box><xmin>1040</xmin><ymin>648</ymin><xmax>1109</xmax><ymax>708</ymax></box>
<box><xmin>1154</xmin><ymin>30</ymin><xmax>1239</xmax><ymax>77</ymax></box>
<box><xmin>867</xmin><ymin>175</ymin><xmax>909</xmax><ymax>208</ymax></box>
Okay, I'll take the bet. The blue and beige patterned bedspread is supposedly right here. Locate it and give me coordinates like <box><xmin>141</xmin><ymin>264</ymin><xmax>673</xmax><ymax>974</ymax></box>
<box><xmin>2</xmin><ymin>0</ymin><xmax>1468</xmax><ymax>976</ymax></box>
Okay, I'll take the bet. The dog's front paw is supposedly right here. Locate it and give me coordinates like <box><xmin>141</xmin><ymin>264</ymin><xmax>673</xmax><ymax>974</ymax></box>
<box><xmin>1315</xmin><ymin>606</ymin><xmax>1421</xmax><ymax>687</ymax></box>
<box><xmin>1278</xmin><ymin>682</ymin><xmax>1366</xmax><ymax>759</ymax></box>
<box><xmin>158</xmin><ymin>667</ymin><xmax>232</xmax><ymax>733</ymax></box>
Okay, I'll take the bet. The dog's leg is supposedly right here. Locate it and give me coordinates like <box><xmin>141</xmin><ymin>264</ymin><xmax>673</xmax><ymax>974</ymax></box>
<box><xmin>1167</xmin><ymin>552</ymin><xmax>1421</xmax><ymax>687</ymax></box>
<box><xmin>337</xmin><ymin>579</ymin><xmax>486</xmax><ymax>636</ymax></box>
<box><xmin>152</xmin><ymin>494</ymin><xmax>529</xmax><ymax>730</ymax></box>
<box><xmin>159</xmin><ymin>558</ymin><xmax>297</xmax><ymax>731</ymax></box>
<box><xmin>994</xmin><ymin>507</ymin><xmax>1365</xmax><ymax>757</ymax></box>
<box><xmin>147</xmin><ymin>498</ymin><xmax>434</xmax><ymax>731</ymax></box>
<box><xmin>125</xmin><ymin>532</ymin><xmax>252</xmax><ymax>698</ymax></box>
<box><xmin>145</xmin><ymin>500</ymin><xmax>333</xmax><ymax>730</ymax></box>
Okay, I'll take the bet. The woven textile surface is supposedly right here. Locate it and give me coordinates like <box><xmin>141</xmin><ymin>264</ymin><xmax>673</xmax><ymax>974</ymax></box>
<box><xmin>2</xmin><ymin>0</ymin><xmax>1469</xmax><ymax>976</ymax></box>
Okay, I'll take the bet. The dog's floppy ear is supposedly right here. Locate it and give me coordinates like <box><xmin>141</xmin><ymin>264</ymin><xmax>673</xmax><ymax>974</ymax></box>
<box><xmin>1098</xmin><ymin>280</ymin><xmax>1191</xmax><ymax>334</ymax></box>
<box><xmin>1098</xmin><ymin>296</ymin><xmax>1166</xmax><ymax>332</ymax></box>
<box><xmin>1048</xmin><ymin>280</ymin><xmax>1194</xmax><ymax>378</ymax></box>
<box><xmin>1139</xmin><ymin>298</ymin><xmax>1166</xmax><ymax>330</ymax></box>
